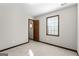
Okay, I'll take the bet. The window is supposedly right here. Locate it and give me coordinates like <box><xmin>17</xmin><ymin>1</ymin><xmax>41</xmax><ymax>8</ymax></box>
<box><xmin>46</xmin><ymin>15</ymin><xmax>59</xmax><ymax>36</ymax></box>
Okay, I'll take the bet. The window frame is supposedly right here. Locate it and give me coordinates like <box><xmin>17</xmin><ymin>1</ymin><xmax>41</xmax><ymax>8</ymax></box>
<box><xmin>46</xmin><ymin>15</ymin><xmax>59</xmax><ymax>36</ymax></box>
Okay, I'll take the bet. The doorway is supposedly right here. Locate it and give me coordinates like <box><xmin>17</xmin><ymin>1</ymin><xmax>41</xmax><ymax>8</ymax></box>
<box><xmin>28</xmin><ymin>19</ymin><xmax>39</xmax><ymax>41</ymax></box>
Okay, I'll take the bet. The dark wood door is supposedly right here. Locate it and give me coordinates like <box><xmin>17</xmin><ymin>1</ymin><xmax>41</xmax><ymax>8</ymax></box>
<box><xmin>33</xmin><ymin>20</ymin><xmax>39</xmax><ymax>41</ymax></box>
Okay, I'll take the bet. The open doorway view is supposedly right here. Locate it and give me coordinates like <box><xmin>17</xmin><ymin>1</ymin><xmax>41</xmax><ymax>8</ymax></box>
<box><xmin>28</xmin><ymin>19</ymin><xmax>33</xmax><ymax>40</ymax></box>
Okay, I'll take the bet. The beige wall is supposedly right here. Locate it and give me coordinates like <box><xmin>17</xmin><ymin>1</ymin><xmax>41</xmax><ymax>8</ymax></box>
<box><xmin>0</xmin><ymin>4</ymin><xmax>29</xmax><ymax>50</ymax></box>
<box><xmin>77</xmin><ymin>4</ymin><xmax>79</xmax><ymax>54</ymax></box>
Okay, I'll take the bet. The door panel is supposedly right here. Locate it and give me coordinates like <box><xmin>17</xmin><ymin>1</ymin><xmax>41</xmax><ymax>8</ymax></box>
<box><xmin>33</xmin><ymin>20</ymin><xmax>39</xmax><ymax>41</ymax></box>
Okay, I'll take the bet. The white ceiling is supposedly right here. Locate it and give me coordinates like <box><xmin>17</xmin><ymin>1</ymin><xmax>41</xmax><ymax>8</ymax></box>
<box><xmin>0</xmin><ymin>3</ymin><xmax>75</xmax><ymax>17</ymax></box>
<box><xmin>25</xmin><ymin>3</ymin><xmax>62</xmax><ymax>17</ymax></box>
<box><xmin>25</xmin><ymin>3</ymin><xmax>75</xmax><ymax>17</ymax></box>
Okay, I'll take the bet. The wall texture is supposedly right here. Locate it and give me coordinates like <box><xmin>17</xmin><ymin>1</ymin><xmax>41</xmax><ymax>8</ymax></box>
<box><xmin>0</xmin><ymin>4</ymin><xmax>29</xmax><ymax>50</ymax></box>
<box><xmin>35</xmin><ymin>5</ymin><xmax>77</xmax><ymax>50</ymax></box>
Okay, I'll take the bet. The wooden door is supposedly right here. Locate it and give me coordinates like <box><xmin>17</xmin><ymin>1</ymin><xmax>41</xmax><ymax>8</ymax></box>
<box><xmin>33</xmin><ymin>20</ymin><xmax>39</xmax><ymax>41</ymax></box>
